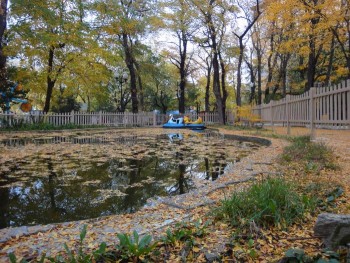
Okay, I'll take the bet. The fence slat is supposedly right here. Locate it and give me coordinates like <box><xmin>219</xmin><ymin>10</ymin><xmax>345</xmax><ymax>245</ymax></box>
<box><xmin>252</xmin><ymin>81</ymin><xmax>350</xmax><ymax>130</ymax></box>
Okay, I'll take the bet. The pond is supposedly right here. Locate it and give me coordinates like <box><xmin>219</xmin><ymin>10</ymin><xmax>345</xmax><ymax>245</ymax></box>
<box><xmin>0</xmin><ymin>129</ymin><xmax>264</xmax><ymax>229</ymax></box>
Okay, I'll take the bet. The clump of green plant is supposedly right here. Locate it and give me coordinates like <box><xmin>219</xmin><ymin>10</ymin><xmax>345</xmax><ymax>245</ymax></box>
<box><xmin>281</xmin><ymin>136</ymin><xmax>338</xmax><ymax>172</ymax></box>
<box><xmin>50</xmin><ymin>225</ymin><xmax>110</xmax><ymax>263</ymax></box>
<box><xmin>162</xmin><ymin>220</ymin><xmax>209</xmax><ymax>247</ymax></box>
<box><xmin>214</xmin><ymin>177</ymin><xmax>315</xmax><ymax>229</ymax></box>
<box><xmin>116</xmin><ymin>230</ymin><xmax>157</xmax><ymax>262</ymax></box>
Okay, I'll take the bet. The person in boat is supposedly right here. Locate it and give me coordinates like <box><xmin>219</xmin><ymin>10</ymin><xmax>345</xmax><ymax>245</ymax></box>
<box><xmin>184</xmin><ymin>115</ymin><xmax>202</xmax><ymax>124</ymax></box>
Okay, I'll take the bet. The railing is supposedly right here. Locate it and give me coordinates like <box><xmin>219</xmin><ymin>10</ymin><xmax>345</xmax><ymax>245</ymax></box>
<box><xmin>253</xmin><ymin>80</ymin><xmax>350</xmax><ymax>134</ymax></box>
<box><xmin>0</xmin><ymin>111</ymin><xmax>223</xmax><ymax>128</ymax></box>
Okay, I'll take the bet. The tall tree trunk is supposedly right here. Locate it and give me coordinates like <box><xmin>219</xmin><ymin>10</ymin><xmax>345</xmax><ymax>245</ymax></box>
<box><xmin>178</xmin><ymin>28</ymin><xmax>187</xmax><ymax>114</ymax></box>
<box><xmin>304</xmin><ymin>1</ymin><xmax>322</xmax><ymax>91</ymax></box>
<box><xmin>306</xmin><ymin>36</ymin><xmax>316</xmax><ymax>91</ymax></box>
<box><xmin>134</xmin><ymin>61</ymin><xmax>144</xmax><ymax>111</ymax></box>
<box><xmin>206</xmin><ymin>0</ymin><xmax>224</xmax><ymax>124</ymax></box>
<box><xmin>219</xmin><ymin>52</ymin><xmax>227</xmax><ymax>124</ymax></box>
<box><xmin>205</xmin><ymin>57</ymin><xmax>212</xmax><ymax>112</ymax></box>
<box><xmin>236</xmin><ymin>38</ymin><xmax>244</xmax><ymax>106</ymax></box>
<box><xmin>0</xmin><ymin>0</ymin><xmax>8</xmax><ymax>81</ymax></box>
<box><xmin>43</xmin><ymin>46</ymin><xmax>56</xmax><ymax>113</ymax></box>
<box><xmin>266</xmin><ymin>28</ymin><xmax>278</xmax><ymax>93</ymax></box>
<box><xmin>178</xmin><ymin>73</ymin><xmax>186</xmax><ymax>114</ymax></box>
<box><xmin>212</xmin><ymin>49</ymin><xmax>224</xmax><ymax>123</ymax></box>
<box><xmin>234</xmin><ymin>0</ymin><xmax>261</xmax><ymax>106</ymax></box>
<box><xmin>122</xmin><ymin>33</ymin><xmax>138</xmax><ymax>113</ymax></box>
<box><xmin>256</xmin><ymin>45</ymin><xmax>262</xmax><ymax>105</ymax></box>
<box><xmin>280</xmin><ymin>54</ymin><xmax>290</xmax><ymax>97</ymax></box>
<box><xmin>246</xmin><ymin>60</ymin><xmax>256</xmax><ymax>104</ymax></box>
<box><xmin>325</xmin><ymin>35</ymin><xmax>335</xmax><ymax>86</ymax></box>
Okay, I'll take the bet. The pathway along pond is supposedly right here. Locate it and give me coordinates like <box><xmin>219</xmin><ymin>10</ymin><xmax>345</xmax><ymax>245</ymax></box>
<box><xmin>0</xmin><ymin>129</ymin><xmax>267</xmax><ymax>229</ymax></box>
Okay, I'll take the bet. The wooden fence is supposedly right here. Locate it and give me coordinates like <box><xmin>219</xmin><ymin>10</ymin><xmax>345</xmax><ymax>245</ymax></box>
<box><xmin>252</xmin><ymin>80</ymin><xmax>350</xmax><ymax>135</ymax></box>
<box><xmin>0</xmin><ymin>111</ymin><xmax>222</xmax><ymax>128</ymax></box>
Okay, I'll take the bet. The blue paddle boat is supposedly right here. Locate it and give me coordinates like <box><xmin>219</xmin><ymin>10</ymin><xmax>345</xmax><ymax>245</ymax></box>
<box><xmin>162</xmin><ymin>114</ymin><xmax>206</xmax><ymax>130</ymax></box>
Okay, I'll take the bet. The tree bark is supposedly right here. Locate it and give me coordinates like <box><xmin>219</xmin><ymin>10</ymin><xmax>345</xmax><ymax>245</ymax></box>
<box><xmin>122</xmin><ymin>33</ymin><xmax>138</xmax><ymax>113</ymax></box>
<box><xmin>205</xmin><ymin>55</ymin><xmax>212</xmax><ymax>112</ymax></box>
<box><xmin>236</xmin><ymin>38</ymin><xmax>244</xmax><ymax>106</ymax></box>
<box><xmin>219</xmin><ymin>51</ymin><xmax>227</xmax><ymax>123</ymax></box>
<box><xmin>256</xmin><ymin>43</ymin><xmax>262</xmax><ymax>105</ymax></box>
<box><xmin>325</xmin><ymin>34</ymin><xmax>335</xmax><ymax>86</ymax></box>
<box><xmin>177</xmin><ymin>27</ymin><xmax>188</xmax><ymax>114</ymax></box>
<box><xmin>43</xmin><ymin>46</ymin><xmax>56</xmax><ymax>113</ymax></box>
<box><xmin>0</xmin><ymin>0</ymin><xmax>8</xmax><ymax>80</ymax></box>
<box><xmin>207</xmin><ymin>0</ymin><xmax>224</xmax><ymax>124</ymax></box>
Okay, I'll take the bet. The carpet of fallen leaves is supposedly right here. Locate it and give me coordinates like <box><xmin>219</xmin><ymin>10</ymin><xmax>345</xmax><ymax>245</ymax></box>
<box><xmin>0</xmin><ymin>126</ymin><xmax>349</xmax><ymax>262</ymax></box>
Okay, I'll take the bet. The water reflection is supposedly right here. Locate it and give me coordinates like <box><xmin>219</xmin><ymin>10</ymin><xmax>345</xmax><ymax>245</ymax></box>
<box><xmin>0</xmin><ymin>130</ymin><xmax>262</xmax><ymax>228</ymax></box>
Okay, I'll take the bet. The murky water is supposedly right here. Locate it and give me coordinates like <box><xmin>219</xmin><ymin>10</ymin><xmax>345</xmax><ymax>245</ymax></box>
<box><xmin>0</xmin><ymin>129</ymin><xmax>263</xmax><ymax>228</ymax></box>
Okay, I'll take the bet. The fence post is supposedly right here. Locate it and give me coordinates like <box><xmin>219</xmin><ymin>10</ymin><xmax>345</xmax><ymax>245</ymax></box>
<box><xmin>70</xmin><ymin>111</ymin><xmax>75</xmax><ymax>124</ymax></box>
<box><xmin>286</xmin><ymin>95</ymin><xmax>291</xmax><ymax>135</ymax></box>
<box><xmin>153</xmin><ymin>111</ymin><xmax>157</xmax><ymax>127</ymax></box>
<box><xmin>310</xmin><ymin>87</ymin><xmax>316</xmax><ymax>139</ymax></box>
<box><xmin>99</xmin><ymin>111</ymin><xmax>102</xmax><ymax>126</ymax></box>
<box><xmin>270</xmin><ymin>101</ymin><xmax>274</xmax><ymax>129</ymax></box>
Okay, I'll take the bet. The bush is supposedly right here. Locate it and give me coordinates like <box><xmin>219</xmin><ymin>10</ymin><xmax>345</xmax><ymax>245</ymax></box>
<box><xmin>214</xmin><ymin>177</ymin><xmax>315</xmax><ymax>228</ymax></box>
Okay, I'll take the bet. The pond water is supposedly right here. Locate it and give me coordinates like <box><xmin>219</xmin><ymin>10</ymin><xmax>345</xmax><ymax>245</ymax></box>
<box><xmin>0</xmin><ymin>129</ymin><xmax>263</xmax><ymax>229</ymax></box>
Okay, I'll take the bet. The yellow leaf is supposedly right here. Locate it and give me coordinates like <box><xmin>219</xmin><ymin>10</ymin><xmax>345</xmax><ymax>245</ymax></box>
<box><xmin>192</xmin><ymin>247</ymin><xmax>200</xmax><ymax>252</ymax></box>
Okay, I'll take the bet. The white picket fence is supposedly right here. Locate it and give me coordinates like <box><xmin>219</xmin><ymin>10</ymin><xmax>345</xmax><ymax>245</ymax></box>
<box><xmin>253</xmin><ymin>80</ymin><xmax>350</xmax><ymax>134</ymax></box>
<box><xmin>0</xmin><ymin>111</ymin><xmax>223</xmax><ymax>128</ymax></box>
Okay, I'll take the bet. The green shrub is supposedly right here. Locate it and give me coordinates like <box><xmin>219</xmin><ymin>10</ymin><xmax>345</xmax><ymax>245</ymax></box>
<box><xmin>214</xmin><ymin>177</ymin><xmax>315</xmax><ymax>228</ymax></box>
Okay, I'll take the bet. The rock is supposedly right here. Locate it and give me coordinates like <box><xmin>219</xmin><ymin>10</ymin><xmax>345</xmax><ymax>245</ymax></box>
<box><xmin>314</xmin><ymin>213</ymin><xmax>350</xmax><ymax>249</ymax></box>
<box><xmin>205</xmin><ymin>252</ymin><xmax>220</xmax><ymax>262</ymax></box>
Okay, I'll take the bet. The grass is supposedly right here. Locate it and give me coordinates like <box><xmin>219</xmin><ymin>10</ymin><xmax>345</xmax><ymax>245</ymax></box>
<box><xmin>280</xmin><ymin>136</ymin><xmax>338</xmax><ymax>172</ymax></box>
<box><xmin>0</xmin><ymin>122</ymin><xmax>106</xmax><ymax>131</ymax></box>
<box><xmin>213</xmin><ymin>177</ymin><xmax>315</xmax><ymax>229</ymax></box>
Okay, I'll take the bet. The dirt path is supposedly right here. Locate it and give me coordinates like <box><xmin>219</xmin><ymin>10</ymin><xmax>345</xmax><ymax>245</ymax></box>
<box><xmin>266</xmin><ymin>126</ymin><xmax>350</xmax><ymax>190</ymax></box>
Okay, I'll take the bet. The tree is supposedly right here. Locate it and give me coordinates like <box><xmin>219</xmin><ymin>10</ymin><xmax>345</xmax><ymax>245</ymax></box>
<box><xmin>93</xmin><ymin>0</ymin><xmax>157</xmax><ymax>113</ymax></box>
<box><xmin>160</xmin><ymin>0</ymin><xmax>196</xmax><ymax>114</ymax></box>
<box><xmin>233</xmin><ymin>0</ymin><xmax>262</xmax><ymax>107</ymax></box>
<box><xmin>263</xmin><ymin>0</ymin><xmax>337</xmax><ymax>92</ymax></box>
<box><xmin>330</xmin><ymin>0</ymin><xmax>350</xmax><ymax>79</ymax></box>
<box><xmin>9</xmin><ymin>0</ymin><xmax>94</xmax><ymax>112</ymax></box>
<box><xmin>190</xmin><ymin>0</ymin><xmax>231</xmax><ymax>124</ymax></box>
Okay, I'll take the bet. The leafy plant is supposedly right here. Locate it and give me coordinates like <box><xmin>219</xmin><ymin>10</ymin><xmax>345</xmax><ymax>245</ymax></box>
<box><xmin>246</xmin><ymin>239</ymin><xmax>258</xmax><ymax>259</ymax></box>
<box><xmin>46</xmin><ymin>225</ymin><xmax>110</xmax><ymax>263</ymax></box>
<box><xmin>192</xmin><ymin>219</ymin><xmax>210</xmax><ymax>237</ymax></box>
<box><xmin>162</xmin><ymin>220</ymin><xmax>209</xmax><ymax>246</ymax></box>
<box><xmin>116</xmin><ymin>230</ymin><xmax>157</xmax><ymax>262</ymax></box>
<box><xmin>9</xmin><ymin>252</ymin><xmax>46</xmax><ymax>263</ymax></box>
